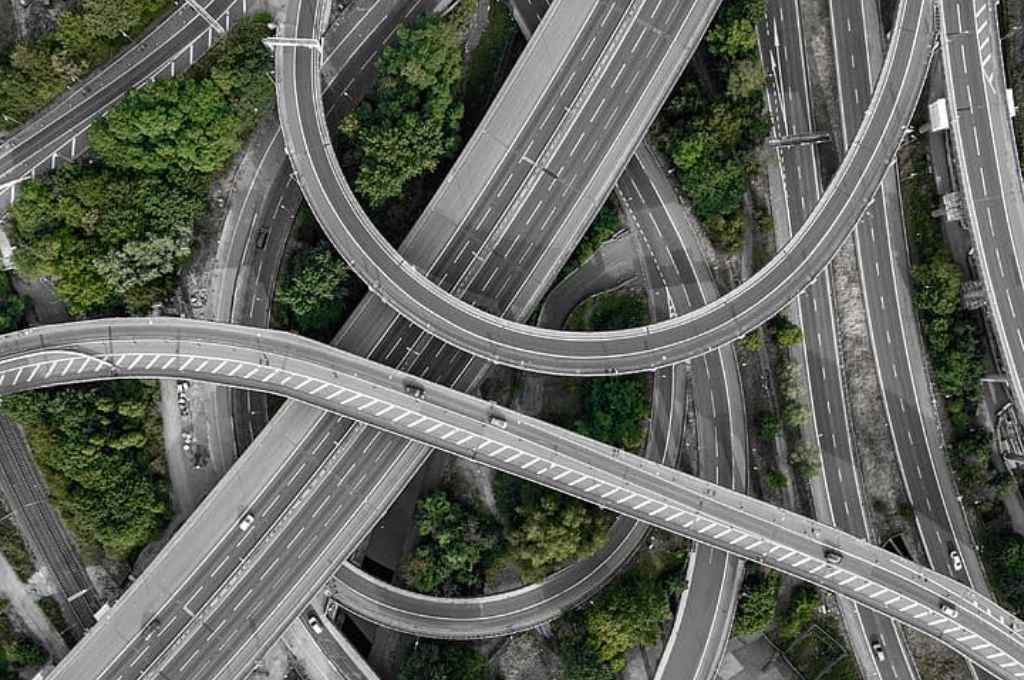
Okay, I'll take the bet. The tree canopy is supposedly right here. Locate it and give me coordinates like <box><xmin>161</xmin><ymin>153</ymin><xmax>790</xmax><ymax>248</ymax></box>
<box><xmin>9</xmin><ymin>15</ymin><xmax>275</xmax><ymax>316</ymax></box>
<box><xmin>403</xmin><ymin>491</ymin><xmax>501</xmax><ymax>596</ymax></box>
<box><xmin>398</xmin><ymin>641</ymin><xmax>491</xmax><ymax>680</ymax></box>
<box><xmin>277</xmin><ymin>243</ymin><xmax>352</xmax><ymax>339</ymax></box>
<box><xmin>582</xmin><ymin>571</ymin><xmax>674</xmax><ymax>671</ymax></box>
<box><xmin>655</xmin><ymin>0</ymin><xmax>769</xmax><ymax>251</ymax></box>
<box><xmin>0</xmin><ymin>275</ymin><xmax>25</xmax><ymax>333</ymax></box>
<box><xmin>1</xmin><ymin>382</ymin><xmax>168</xmax><ymax>560</ymax></box>
<box><xmin>732</xmin><ymin>569</ymin><xmax>780</xmax><ymax>636</ymax></box>
<box><xmin>340</xmin><ymin>15</ymin><xmax>465</xmax><ymax>207</ymax></box>
<box><xmin>9</xmin><ymin>166</ymin><xmax>202</xmax><ymax>315</ymax></box>
<box><xmin>0</xmin><ymin>0</ymin><xmax>170</xmax><ymax>129</ymax></box>
<box><xmin>495</xmin><ymin>473</ymin><xmax>610</xmax><ymax>580</ymax></box>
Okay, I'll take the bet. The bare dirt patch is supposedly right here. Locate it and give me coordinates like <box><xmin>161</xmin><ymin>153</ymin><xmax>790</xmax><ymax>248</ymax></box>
<box><xmin>830</xmin><ymin>239</ymin><xmax>923</xmax><ymax>554</ymax></box>
<box><xmin>492</xmin><ymin>632</ymin><xmax>562</xmax><ymax>680</ymax></box>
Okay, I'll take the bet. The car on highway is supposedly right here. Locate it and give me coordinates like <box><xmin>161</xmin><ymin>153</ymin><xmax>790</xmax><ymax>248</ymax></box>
<box><xmin>489</xmin><ymin>414</ymin><xmax>508</xmax><ymax>429</ymax></box>
<box><xmin>307</xmin><ymin>613</ymin><xmax>324</xmax><ymax>635</ymax></box>
<box><xmin>237</xmin><ymin>512</ymin><xmax>256</xmax><ymax>532</ymax></box>
<box><xmin>404</xmin><ymin>383</ymin><xmax>425</xmax><ymax>399</ymax></box>
<box><xmin>824</xmin><ymin>550</ymin><xmax>843</xmax><ymax>564</ymax></box>
<box><xmin>254</xmin><ymin>226</ymin><xmax>270</xmax><ymax>249</ymax></box>
<box><xmin>871</xmin><ymin>640</ymin><xmax>885</xmax><ymax>662</ymax></box>
<box><xmin>142</xmin><ymin>617</ymin><xmax>161</xmax><ymax>642</ymax></box>
<box><xmin>949</xmin><ymin>548</ymin><xmax>963</xmax><ymax>572</ymax></box>
<box><xmin>939</xmin><ymin>601</ymin><xmax>958</xmax><ymax>618</ymax></box>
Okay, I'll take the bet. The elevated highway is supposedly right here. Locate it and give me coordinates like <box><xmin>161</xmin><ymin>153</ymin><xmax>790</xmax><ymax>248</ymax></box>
<box><xmin>0</xmin><ymin>0</ymin><xmax>250</xmax><ymax>213</ymax></box>
<box><xmin>1</xmin><ymin>318</ymin><xmax>1024</xmax><ymax>678</ymax></box>
<box><xmin>276</xmin><ymin>0</ymin><xmax>934</xmax><ymax>375</ymax></box>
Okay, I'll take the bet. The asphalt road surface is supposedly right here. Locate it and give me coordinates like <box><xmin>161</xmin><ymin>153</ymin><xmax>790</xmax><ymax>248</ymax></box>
<box><xmin>2</xmin><ymin>318</ymin><xmax>1024</xmax><ymax>678</ymax></box>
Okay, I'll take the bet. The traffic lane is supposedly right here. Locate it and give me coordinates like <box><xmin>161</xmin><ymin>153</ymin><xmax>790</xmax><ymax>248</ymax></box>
<box><xmin>6</xmin><ymin>321</ymin><xmax>1024</xmax><ymax>674</ymax></box>
<box><xmin>449</xmin><ymin>1</ymin><xmax>695</xmax><ymax>309</ymax></box>
<box><xmin>858</xmin><ymin>188</ymin><xmax>969</xmax><ymax>582</ymax></box>
<box><xmin>760</xmin><ymin>0</ymin><xmax>814</xmax><ymax>137</ymax></box>
<box><xmin>621</xmin><ymin>146</ymin><xmax>746</xmax><ymax>679</ymax></box>
<box><xmin>0</xmin><ymin>0</ymin><xmax>241</xmax><ymax>187</ymax></box>
<box><xmin>271</xmin><ymin>0</ymin><xmax>933</xmax><ymax>375</ymax></box>
<box><xmin>155</xmin><ymin>432</ymin><xmax>419</xmax><ymax>680</ymax></box>
<box><xmin>217</xmin><ymin>0</ymin><xmax>434</xmax><ymax>458</ymax></box>
<box><xmin>943</xmin><ymin>0</ymin><xmax>1024</xmax><ymax>417</ymax></box>
<box><xmin>393</xmin><ymin>0</ymin><xmax>690</xmax><ymax>307</ymax></box>
<box><xmin>100</xmin><ymin>419</ymin><xmax>366</xmax><ymax>680</ymax></box>
<box><xmin>799</xmin><ymin>274</ymin><xmax>869</xmax><ymax>538</ymax></box>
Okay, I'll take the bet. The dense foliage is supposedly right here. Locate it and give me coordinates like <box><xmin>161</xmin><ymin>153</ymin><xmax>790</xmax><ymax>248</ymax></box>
<box><xmin>9</xmin><ymin>15</ymin><xmax>275</xmax><ymax>316</ymax></box>
<box><xmin>769</xmin><ymin>315</ymin><xmax>803</xmax><ymax>348</ymax></box>
<box><xmin>0</xmin><ymin>597</ymin><xmax>47</xmax><ymax>678</ymax></box>
<box><xmin>340</xmin><ymin>12</ymin><xmax>467</xmax><ymax>207</ymax></box>
<box><xmin>571</xmin><ymin>292</ymin><xmax>651</xmax><ymax>450</ymax></box>
<box><xmin>0</xmin><ymin>275</ymin><xmax>25</xmax><ymax>334</ymax></box>
<box><xmin>277</xmin><ymin>243</ymin><xmax>352</xmax><ymax>339</ymax></box>
<box><xmin>0</xmin><ymin>506</ymin><xmax>34</xmax><ymax>582</ymax></box>
<box><xmin>10</xmin><ymin>167</ymin><xmax>203</xmax><ymax>315</ymax></box>
<box><xmin>655</xmin><ymin>0</ymin><xmax>768</xmax><ymax>251</ymax></box>
<box><xmin>902</xmin><ymin>143</ymin><xmax>991</xmax><ymax>502</ymax></box>
<box><xmin>89</xmin><ymin>16</ymin><xmax>275</xmax><ymax>175</ymax></box>
<box><xmin>558</xmin><ymin>636</ymin><xmax>617</xmax><ymax>680</ymax></box>
<box><xmin>732</xmin><ymin>569</ymin><xmax>780</xmax><ymax>636</ymax></box>
<box><xmin>494</xmin><ymin>473</ymin><xmax>611</xmax><ymax>580</ymax></box>
<box><xmin>0</xmin><ymin>0</ymin><xmax>170</xmax><ymax>129</ymax></box>
<box><xmin>1</xmin><ymin>383</ymin><xmax>168</xmax><ymax>560</ymax></box>
<box><xmin>403</xmin><ymin>491</ymin><xmax>500</xmax><ymax>596</ymax></box>
<box><xmin>398</xmin><ymin>641</ymin><xmax>490</xmax><ymax>680</ymax></box>
<box><xmin>983</xmin><ymin>527</ymin><xmax>1024</xmax><ymax>617</ymax></box>
<box><xmin>581</xmin><ymin>571</ymin><xmax>674</xmax><ymax>672</ymax></box>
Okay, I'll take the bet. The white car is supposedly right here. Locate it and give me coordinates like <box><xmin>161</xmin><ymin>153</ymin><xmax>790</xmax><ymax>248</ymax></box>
<box><xmin>871</xmin><ymin>640</ymin><xmax>885</xmax><ymax>662</ymax></box>
<box><xmin>307</xmin><ymin>614</ymin><xmax>324</xmax><ymax>635</ymax></box>
<box><xmin>237</xmin><ymin>512</ymin><xmax>256</xmax><ymax>532</ymax></box>
<box><xmin>949</xmin><ymin>549</ymin><xmax>963</xmax><ymax>572</ymax></box>
<box><xmin>939</xmin><ymin>601</ymin><xmax>958</xmax><ymax>618</ymax></box>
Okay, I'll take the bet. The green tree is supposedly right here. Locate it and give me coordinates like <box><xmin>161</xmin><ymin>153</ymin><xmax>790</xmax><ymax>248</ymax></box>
<box><xmin>766</xmin><ymin>469</ymin><xmax>788</xmax><ymax>489</ymax></box>
<box><xmin>575</xmin><ymin>376</ymin><xmax>650</xmax><ymax>450</ymax></box>
<box><xmin>89</xmin><ymin>78</ymin><xmax>243</xmax><ymax>175</ymax></box>
<box><xmin>757</xmin><ymin>412</ymin><xmax>780</xmax><ymax>442</ymax></box>
<box><xmin>1</xmin><ymin>383</ymin><xmax>169</xmax><ymax>560</ymax></box>
<box><xmin>277</xmin><ymin>243</ymin><xmax>351</xmax><ymax>338</ymax></box>
<box><xmin>9</xmin><ymin>166</ymin><xmax>202</xmax><ymax>315</ymax></box>
<box><xmin>788</xmin><ymin>443</ymin><xmax>820</xmax><ymax>479</ymax></box>
<box><xmin>0</xmin><ymin>275</ymin><xmax>25</xmax><ymax>333</ymax></box>
<box><xmin>582</xmin><ymin>571</ymin><xmax>673</xmax><ymax>671</ymax></box>
<box><xmin>402</xmin><ymin>491</ymin><xmax>500</xmax><ymax>595</ymax></box>
<box><xmin>496</xmin><ymin>474</ymin><xmax>610</xmax><ymax>579</ymax></box>
<box><xmin>559</xmin><ymin>636</ymin><xmax>616</xmax><ymax>680</ymax></box>
<box><xmin>733</xmin><ymin>569</ymin><xmax>779</xmax><ymax>636</ymax></box>
<box><xmin>770</xmin><ymin>315</ymin><xmax>803</xmax><ymax>347</ymax></box>
<box><xmin>777</xmin><ymin>586</ymin><xmax>819</xmax><ymax>642</ymax></box>
<box><xmin>341</xmin><ymin>15</ymin><xmax>465</xmax><ymax>207</ymax></box>
<box><xmin>738</xmin><ymin>327</ymin><xmax>763</xmax><ymax>352</ymax></box>
<box><xmin>398</xmin><ymin>641</ymin><xmax>490</xmax><ymax>680</ymax></box>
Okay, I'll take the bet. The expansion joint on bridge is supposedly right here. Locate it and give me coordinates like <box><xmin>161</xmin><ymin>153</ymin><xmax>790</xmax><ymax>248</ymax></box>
<box><xmin>263</xmin><ymin>37</ymin><xmax>323</xmax><ymax>53</ymax></box>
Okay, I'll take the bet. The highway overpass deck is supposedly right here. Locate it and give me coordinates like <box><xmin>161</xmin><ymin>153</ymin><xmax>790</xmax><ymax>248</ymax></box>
<box><xmin>0</xmin><ymin>318</ymin><xmax>1023</xmax><ymax>678</ymax></box>
<box><xmin>276</xmin><ymin>0</ymin><xmax>934</xmax><ymax>376</ymax></box>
